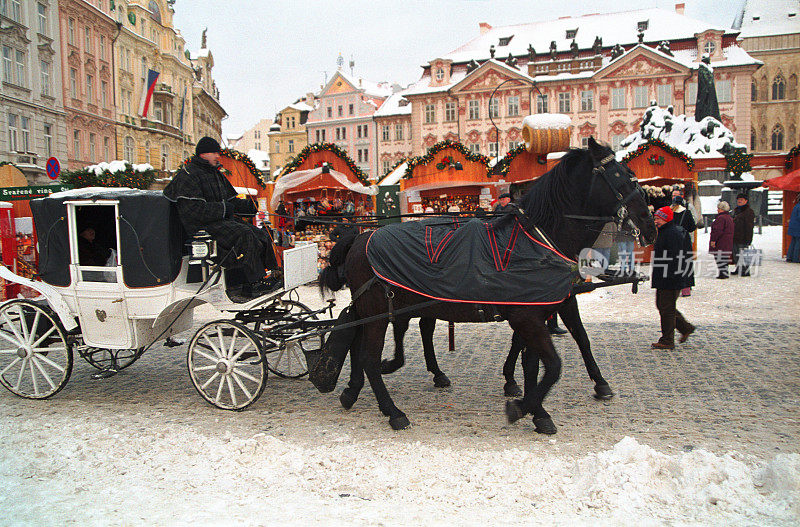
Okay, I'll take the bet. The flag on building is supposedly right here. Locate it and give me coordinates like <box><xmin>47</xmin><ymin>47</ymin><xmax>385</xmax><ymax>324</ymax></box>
<box><xmin>138</xmin><ymin>69</ymin><xmax>160</xmax><ymax>117</ymax></box>
<box><xmin>178</xmin><ymin>85</ymin><xmax>187</xmax><ymax>130</ymax></box>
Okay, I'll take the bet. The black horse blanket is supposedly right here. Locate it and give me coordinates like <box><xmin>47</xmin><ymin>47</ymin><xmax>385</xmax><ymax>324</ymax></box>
<box><xmin>366</xmin><ymin>217</ymin><xmax>578</xmax><ymax>305</ymax></box>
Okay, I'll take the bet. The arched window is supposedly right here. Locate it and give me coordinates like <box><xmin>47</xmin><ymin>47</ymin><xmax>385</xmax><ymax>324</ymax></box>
<box><xmin>772</xmin><ymin>74</ymin><xmax>786</xmax><ymax>100</ymax></box>
<box><xmin>148</xmin><ymin>0</ymin><xmax>161</xmax><ymax>24</ymax></box>
<box><xmin>124</xmin><ymin>136</ymin><xmax>135</xmax><ymax>161</ymax></box>
<box><xmin>161</xmin><ymin>143</ymin><xmax>169</xmax><ymax>170</ymax></box>
<box><xmin>145</xmin><ymin>140</ymin><xmax>151</xmax><ymax>164</ymax></box>
<box><xmin>751</xmin><ymin>128</ymin><xmax>757</xmax><ymax>150</ymax></box>
<box><xmin>751</xmin><ymin>80</ymin><xmax>757</xmax><ymax>101</ymax></box>
<box><xmin>789</xmin><ymin>74</ymin><xmax>798</xmax><ymax>100</ymax></box>
<box><xmin>771</xmin><ymin>124</ymin><xmax>784</xmax><ymax>150</ymax></box>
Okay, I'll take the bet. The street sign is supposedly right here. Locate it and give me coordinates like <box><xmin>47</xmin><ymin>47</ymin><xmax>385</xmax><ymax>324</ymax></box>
<box><xmin>0</xmin><ymin>184</ymin><xmax>72</xmax><ymax>201</ymax></box>
<box><xmin>46</xmin><ymin>157</ymin><xmax>61</xmax><ymax>180</ymax></box>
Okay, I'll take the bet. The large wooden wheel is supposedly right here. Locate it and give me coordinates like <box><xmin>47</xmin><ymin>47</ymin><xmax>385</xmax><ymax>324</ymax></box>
<box><xmin>187</xmin><ymin>320</ymin><xmax>266</xmax><ymax>410</ymax></box>
<box><xmin>0</xmin><ymin>300</ymin><xmax>72</xmax><ymax>399</ymax></box>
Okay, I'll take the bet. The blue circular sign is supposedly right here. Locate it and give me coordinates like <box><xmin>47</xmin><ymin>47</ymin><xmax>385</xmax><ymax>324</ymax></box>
<box><xmin>46</xmin><ymin>157</ymin><xmax>60</xmax><ymax>180</ymax></box>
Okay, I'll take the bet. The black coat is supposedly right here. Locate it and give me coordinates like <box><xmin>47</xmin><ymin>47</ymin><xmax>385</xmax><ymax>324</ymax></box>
<box><xmin>651</xmin><ymin>221</ymin><xmax>690</xmax><ymax>290</ymax></box>
<box><xmin>733</xmin><ymin>204</ymin><xmax>755</xmax><ymax>245</ymax></box>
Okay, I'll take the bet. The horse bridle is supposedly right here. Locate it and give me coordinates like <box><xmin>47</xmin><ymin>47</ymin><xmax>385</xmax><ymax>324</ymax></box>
<box><xmin>563</xmin><ymin>154</ymin><xmax>645</xmax><ymax>238</ymax></box>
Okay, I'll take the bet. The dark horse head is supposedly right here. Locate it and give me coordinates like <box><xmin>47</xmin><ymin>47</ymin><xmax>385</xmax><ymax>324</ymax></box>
<box><xmin>515</xmin><ymin>136</ymin><xmax>657</xmax><ymax>259</ymax></box>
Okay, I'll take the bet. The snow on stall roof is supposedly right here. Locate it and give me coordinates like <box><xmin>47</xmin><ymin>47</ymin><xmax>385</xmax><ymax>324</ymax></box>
<box><xmin>443</xmin><ymin>8</ymin><xmax>734</xmax><ymax>64</ymax></box>
<box><xmin>85</xmin><ymin>161</ymin><xmax>154</xmax><ymax>175</ymax></box>
<box><xmin>246</xmin><ymin>149</ymin><xmax>269</xmax><ymax>171</ymax></box>
<box><xmin>378</xmin><ymin>162</ymin><xmax>408</xmax><ymax>186</ymax></box>
<box><xmin>374</xmin><ymin>92</ymin><xmax>412</xmax><ymax>117</ymax></box>
<box><xmin>737</xmin><ymin>0</ymin><xmax>800</xmax><ymax>37</ymax></box>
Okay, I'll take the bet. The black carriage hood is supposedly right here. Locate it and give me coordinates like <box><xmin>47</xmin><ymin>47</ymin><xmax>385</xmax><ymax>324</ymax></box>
<box><xmin>30</xmin><ymin>188</ymin><xmax>185</xmax><ymax>288</ymax></box>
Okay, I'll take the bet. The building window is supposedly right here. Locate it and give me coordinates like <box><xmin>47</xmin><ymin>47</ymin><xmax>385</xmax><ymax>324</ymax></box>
<box><xmin>14</xmin><ymin>50</ymin><xmax>24</xmax><ymax>87</ymax></box>
<box><xmin>488</xmin><ymin>142</ymin><xmax>498</xmax><ymax>158</ymax></box>
<box><xmin>68</xmin><ymin>18</ymin><xmax>75</xmax><ymax>45</ymax></box>
<box><xmin>37</xmin><ymin>3</ymin><xmax>47</xmax><ymax>34</ymax></box>
<box><xmin>140</xmin><ymin>57</ymin><xmax>147</xmax><ymax>82</ymax></box>
<box><xmin>144</xmin><ymin>140</ymin><xmax>151</xmax><ymax>164</ymax></box>
<box><xmin>349</xmin><ymin>103</ymin><xmax>354</xmax><ymax>115</ymax></box>
<box><xmin>610</xmin><ymin>87</ymin><xmax>626</xmax><ymax>109</ymax></box>
<box><xmin>717</xmin><ymin>79</ymin><xmax>732</xmax><ymax>103</ymax></box>
<box><xmin>85</xmin><ymin>27</ymin><xmax>92</xmax><ymax>53</ymax></box>
<box><xmin>610</xmin><ymin>134</ymin><xmax>626</xmax><ymax>151</ymax></box>
<box><xmin>772</xmin><ymin>75</ymin><xmax>786</xmax><ymax>100</ymax></box>
<box><xmin>469</xmin><ymin>143</ymin><xmax>480</xmax><ymax>154</ymax></box>
<box><xmin>20</xmin><ymin>116</ymin><xmax>29</xmax><ymax>152</ymax></box>
<box><xmin>89</xmin><ymin>133</ymin><xmax>96</xmax><ymax>161</ymax></box>
<box><xmin>751</xmin><ymin>81</ymin><xmax>758</xmax><ymax>102</ymax></box>
<box><xmin>382</xmin><ymin>159</ymin><xmax>391</xmax><ymax>174</ymax></box>
<box><xmin>154</xmin><ymin>101</ymin><xmax>163</xmax><ymax>121</ymax></box>
<box><xmin>444</xmin><ymin>101</ymin><xmax>456</xmax><ymax>122</ymax></box>
<box><xmin>488</xmin><ymin>98</ymin><xmax>499</xmax><ymax>119</ymax></box>
<box><xmin>633</xmin><ymin>86</ymin><xmax>648</xmax><ymax>108</ymax></box>
<box><xmin>703</xmin><ymin>40</ymin><xmax>716</xmax><ymax>55</ymax></box>
<box><xmin>124</xmin><ymin>136</ymin><xmax>134</xmax><ymax>161</ymax></box>
<box><xmin>382</xmin><ymin>125</ymin><xmax>390</xmax><ymax>141</ymax></box>
<box><xmin>69</xmin><ymin>68</ymin><xmax>77</xmax><ymax>98</ymax></box>
<box><xmin>580</xmin><ymin>90</ymin><xmax>593</xmax><ymax>111</ymax></box>
<box><xmin>337</xmin><ymin>105</ymin><xmax>343</xmax><ymax>117</ymax></box>
<box><xmin>558</xmin><ymin>92</ymin><xmax>571</xmax><ymax>113</ymax></box>
<box><xmin>507</xmin><ymin>96</ymin><xmax>520</xmax><ymax>117</ymax></box>
<box><xmin>7</xmin><ymin>113</ymin><xmax>18</xmax><ymax>152</ymax></box>
<box><xmin>686</xmin><ymin>82</ymin><xmax>697</xmax><ymax>104</ymax></box>
<box><xmin>327</xmin><ymin>106</ymin><xmax>332</xmax><ymax>118</ymax></box>
<box><xmin>101</xmin><ymin>80</ymin><xmax>108</xmax><ymax>107</ymax></box>
<box><xmin>435</xmin><ymin>68</ymin><xmax>444</xmax><ymax>81</ymax></box>
<box><xmin>468</xmin><ymin>100</ymin><xmax>480</xmax><ymax>120</ymax></box>
<box><xmin>581</xmin><ymin>136</ymin><xmax>590</xmax><ymax>148</ymax></box>
<box><xmin>73</xmin><ymin>130</ymin><xmax>81</xmax><ymax>159</ymax></box>
<box><xmin>104</xmin><ymin>137</ymin><xmax>110</xmax><ymax>161</ymax></box>
<box><xmin>2</xmin><ymin>46</ymin><xmax>11</xmax><ymax>83</ymax></box>
<box><xmin>40</xmin><ymin>60</ymin><xmax>50</xmax><ymax>96</ymax></box>
<box><xmin>424</xmin><ymin>104</ymin><xmax>436</xmax><ymax>124</ymax></box>
<box><xmin>536</xmin><ymin>94</ymin><xmax>548</xmax><ymax>113</ymax></box>
<box><xmin>656</xmin><ymin>84</ymin><xmax>672</xmax><ymax>106</ymax></box>
<box><xmin>771</xmin><ymin>125</ymin><xmax>784</xmax><ymax>150</ymax></box>
<box><xmin>508</xmin><ymin>141</ymin><xmax>522</xmax><ymax>151</ymax></box>
<box><xmin>43</xmin><ymin>123</ymin><xmax>52</xmax><ymax>158</ymax></box>
<box><xmin>99</xmin><ymin>35</ymin><xmax>105</xmax><ymax>60</ymax></box>
<box><xmin>86</xmin><ymin>75</ymin><xmax>94</xmax><ymax>104</ymax></box>
<box><xmin>357</xmin><ymin>124</ymin><xmax>363</xmax><ymax>138</ymax></box>
<box><xmin>288</xmin><ymin>139</ymin><xmax>294</xmax><ymax>153</ymax></box>
<box><xmin>394</xmin><ymin>122</ymin><xmax>404</xmax><ymax>140</ymax></box>
<box><xmin>161</xmin><ymin>143</ymin><xmax>169</xmax><ymax>170</ymax></box>
<box><xmin>274</xmin><ymin>141</ymin><xmax>280</xmax><ymax>153</ymax></box>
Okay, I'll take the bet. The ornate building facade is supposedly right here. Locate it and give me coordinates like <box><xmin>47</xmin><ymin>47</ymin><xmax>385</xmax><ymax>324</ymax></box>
<box><xmin>190</xmin><ymin>39</ymin><xmax>226</xmax><ymax>145</ymax></box>
<box><xmin>1</xmin><ymin>0</ymin><xmax>68</xmax><ymax>182</ymax></box>
<box><xmin>373</xmin><ymin>91</ymin><xmax>412</xmax><ymax>178</ymax></box>
<box><xmin>268</xmin><ymin>97</ymin><xmax>314</xmax><ymax>177</ymax></box>
<box><xmin>735</xmin><ymin>0</ymin><xmax>800</xmax><ymax>155</ymax></box>
<box><xmin>398</xmin><ymin>7</ymin><xmax>760</xmax><ymax>157</ymax></box>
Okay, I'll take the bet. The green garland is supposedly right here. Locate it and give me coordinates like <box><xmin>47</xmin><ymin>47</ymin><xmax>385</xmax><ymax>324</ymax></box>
<box><xmin>488</xmin><ymin>144</ymin><xmax>527</xmax><ymax>177</ymax></box>
<box><xmin>403</xmin><ymin>139</ymin><xmax>490</xmax><ymax>179</ymax></box>
<box><xmin>785</xmin><ymin>143</ymin><xmax>800</xmax><ymax>170</ymax></box>
<box><xmin>278</xmin><ymin>142</ymin><xmax>371</xmax><ymax>186</ymax></box>
<box><xmin>725</xmin><ymin>148</ymin><xmax>752</xmax><ymax>178</ymax></box>
<box><xmin>61</xmin><ymin>163</ymin><xmax>157</xmax><ymax>189</ymax></box>
<box><xmin>621</xmin><ymin>138</ymin><xmax>694</xmax><ymax>170</ymax></box>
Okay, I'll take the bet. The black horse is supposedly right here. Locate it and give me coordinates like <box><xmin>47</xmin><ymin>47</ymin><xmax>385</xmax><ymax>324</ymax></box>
<box><xmin>321</xmin><ymin>138</ymin><xmax>656</xmax><ymax>434</ymax></box>
<box><xmin>383</xmin><ymin>290</ymin><xmax>613</xmax><ymax>400</ymax></box>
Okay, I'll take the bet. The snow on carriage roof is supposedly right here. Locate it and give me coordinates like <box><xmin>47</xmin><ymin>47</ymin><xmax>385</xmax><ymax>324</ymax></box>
<box><xmin>735</xmin><ymin>0</ymin><xmax>800</xmax><ymax>38</ymax></box>
<box><xmin>442</xmin><ymin>8</ymin><xmax>736</xmax><ymax>64</ymax></box>
<box><xmin>46</xmin><ymin>187</ymin><xmax>157</xmax><ymax>199</ymax></box>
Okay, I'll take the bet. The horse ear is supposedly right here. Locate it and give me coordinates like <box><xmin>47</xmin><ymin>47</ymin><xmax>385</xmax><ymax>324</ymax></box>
<box><xmin>587</xmin><ymin>136</ymin><xmax>604</xmax><ymax>160</ymax></box>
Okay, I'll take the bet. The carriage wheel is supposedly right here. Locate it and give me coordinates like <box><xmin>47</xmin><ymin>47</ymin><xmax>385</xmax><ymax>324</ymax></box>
<box><xmin>187</xmin><ymin>320</ymin><xmax>266</xmax><ymax>410</ymax></box>
<box><xmin>77</xmin><ymin>346</ymin><xmax>142</xmax><ymax>371</ymax></box>
<box><xmin>0</xmin><ymin>300</ymin><xmax>72</xmax><ymax>399</ymax></box>
<box><xmin>264</xmin><ymin>300</ymin><xmax>322</xmax><ymax>379</ymax></box>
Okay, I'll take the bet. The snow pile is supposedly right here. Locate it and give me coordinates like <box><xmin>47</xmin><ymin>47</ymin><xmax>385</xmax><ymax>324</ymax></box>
<box><xmin>618</xmin><ymin>104</ymin><xmax>747</xmax><ymax>158</ymax></box>
<box><xmin>85</xmin><ymin>160</ymin><xmax>154</xmax><ymax>175</ymax></box>
<box><xmin>522</xmin><ymin>113</ymin><xmax>572</xmax><ymax>130</ymax></box>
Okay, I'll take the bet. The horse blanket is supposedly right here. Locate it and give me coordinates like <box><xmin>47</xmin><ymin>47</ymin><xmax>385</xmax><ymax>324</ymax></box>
<box><xmin>366</xmin><ymin>216</ymin><xmax>578</xmax><ymax>305</ymax></box>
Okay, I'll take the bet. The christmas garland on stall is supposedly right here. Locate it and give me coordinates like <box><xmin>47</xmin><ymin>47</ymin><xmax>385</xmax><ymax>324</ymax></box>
<box><xmin>403</xmin><ymin>139</ymin><xmax>490</xmax><ymax>179</ymax></box>
<box><xmin>278</xmin><ymin>142</ymin><xmax>370</xmax><ymax>186</ymax></box>
<box><xmin>785</xmin><ymin>143</ymin><xmax>800</xmax><ymax>170</ymax></box>
<box><xmin>488</xmin><ymin>144</ymin><xmax>527</xmax><ymax>177</ymax></box>
<box><xmin>382</xmin><ymin>158</ymin><xmax>407</xmax><ymax>178</ymax></box>
<box><xmin>621</xmin><ymin>138</ymin><xmax>694</xmax><ymax>170</ymax></box>
<box><xmin>724</xmin><ymin>148</ymin><xmax>752</xmax><ymax>179</ymax></box>
<box><xmin>60</xmin><ymin>162</ymin><xmax>158</xmax><ymax>189</ymax></box>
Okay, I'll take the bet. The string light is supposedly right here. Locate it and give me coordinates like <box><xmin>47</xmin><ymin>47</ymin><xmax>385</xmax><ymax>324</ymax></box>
<box><xmin>622</xmin><ymin>138</ymin><xmax>694</xmax><ymax>170</ymax></box>
<box><xmin>404</xmin><ymin>139</ymin><xmax>491</xmax><ymax>179</ymax></box>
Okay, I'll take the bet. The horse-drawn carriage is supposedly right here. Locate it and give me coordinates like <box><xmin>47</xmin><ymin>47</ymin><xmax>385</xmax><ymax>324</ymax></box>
<box><xmin>0</xmin><ymin>188</ymin><xmax>331</xmax><ymax>410</ymax></box>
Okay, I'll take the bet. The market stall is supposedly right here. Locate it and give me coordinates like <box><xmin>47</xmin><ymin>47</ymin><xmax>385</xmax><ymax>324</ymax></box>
<box><xmin>763</xmin><ymin>145</ymin><xmax>800</xmax><ymax>258</ymax></box>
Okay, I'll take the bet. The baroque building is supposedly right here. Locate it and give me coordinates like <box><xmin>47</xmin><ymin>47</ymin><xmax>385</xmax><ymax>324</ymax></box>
<box><xmin>391</xmin><ymin>6</ymin><xmax>760</xmax><ymax>158</ymax></box>
<box><xmin>268</xmin><ymin>96</ymin><xmax>314</xmax><ymax>177</ymax></box>
<box><xmin>735</xmin><ymin>0</ymin><xmax>800</xmax><ymax>155</ymax></box>
<box><xmin>190</xmin><ymin>35</ymin><xmax>226</xmax><ymax>145</ymax></box>
<box><xmin>1</xmin><ymin>0</ymin><xmax>68</xmax><ymax>183</ymax></box>
<box><xmin>373</xmin><ymin>91</ymin><xmax>411</xmax><ymax>177</ymax></box>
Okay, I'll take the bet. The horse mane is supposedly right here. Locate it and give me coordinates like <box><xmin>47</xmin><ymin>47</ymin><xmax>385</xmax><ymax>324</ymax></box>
<box><xmin>516</xmin><ymin>148</ymin><xmax>590</xmax><ymax>232</ymax></box>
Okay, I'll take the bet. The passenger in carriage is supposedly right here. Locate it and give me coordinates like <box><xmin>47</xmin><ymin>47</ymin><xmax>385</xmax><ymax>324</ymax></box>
<box><xmin>77</xmin><ymin>226</ymin><xmax>111</xmax><ymax>267</ymax></box>
<box><xmin>163</xmin><ymin>136</ymin><xmax>282</xmax><ymax>298</ymax></box>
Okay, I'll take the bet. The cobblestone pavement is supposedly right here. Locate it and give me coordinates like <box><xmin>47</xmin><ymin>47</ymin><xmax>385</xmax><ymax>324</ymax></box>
<box><xmin>1</xmin><ymin>255</ymin><xmax>798</xmax><ymax>459</ymax></box>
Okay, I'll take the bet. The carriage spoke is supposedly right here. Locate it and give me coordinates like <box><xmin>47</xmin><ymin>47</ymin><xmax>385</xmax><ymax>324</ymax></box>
<box><xmin>2</xmin><ymin>313</ymin><xmax>24</xmax><ymax>344</ymax></box>
<box><xmin>231</xmin><ymin>372</ymin><xmax>253</xmax><ymax>400</ymax></box>
<box><xmin>29</xmin><ymin>358</ymin><xmax>39</xmax><ymax>396</ymax></box>
<box><xmin>33</xmin><ymin>345</ymin><xmax>66</xmax><ymax>353</ymax></box>
<box><xmin>32</xmin><ymin>352</ymin><xmax>66</xmax><ymax>373</ymax></box>
<box><xmin>229</xmin><ymin>341</ymin><xmax>253</xmax><ymax>362</ymax></box>
<box><xmin>226</xmin><ymin>376</ymin><xmax>237</xmax><ymax>407</ymax></box>
<box><xmin>1</xmin><ymin>357</ymin><xmax>20</xmax><ymax>376</ymax></box>
<box><xmin>31</xmin><ymin>356</ymin><xmax>56</xmax><ymax>390</ymax></box>
<box><xmin>14</xmin><ymin>357</ymin><xmax>28</xmax><ymax>390</ymax></box>
<box><xmin>202</xmin><ymin>334</ymin><xmax>223</xmax><ymax>358</ymax></box>
<box><xmin>30</xmin><ymin>326</ymin><xmax>57</xmax><ymax>349</ymax></box>
<box><xmin>216</xmin><ymin>327</ymin><xmax>226</xmax><ymax>359</ymax></box>
<box><xmin>192</xmin><ymin>364</ymin><xmax>218</xmax><ymax>372</ymax></box>
<box><xmin>200</xmin><ymin>371</ymin><xmax>220</xmax><ymax>390</ymax></box>
<box><xmin>0</xmin><ymin>347</ymin><xmax>20</xmax><ymax>354</ymax></box>
<box><xmin>29</xmin><ymin>311</ymin><xmax>41</xmax><ymax>344</ymax></box>
<box><xmin>16</xmin><ymin>306</ymin><xmax>31</xmax><ymax>343</ymax></box>
<box><xmin>193</xmin><ymin>349</ymin><xmax>219</xmax><ymax>364</ymax></box>
<box><xmin>214</xmin><ymin>376</ymin><xmax>225</xmax><ymax>404</ymax></box>
<box><xmin>227</xmin><ymin>330</ymin><xmax>239</xmax><ymax>359</ymax></box>
<box><xmin>0</xmin><ymin>330</ymin><xmax>22</xmax><ymax>347</ymax></box>
<box><xmin>231</xmin><ymin>367</ymin><xmax>260</xmax><ymax>384</ymax></box>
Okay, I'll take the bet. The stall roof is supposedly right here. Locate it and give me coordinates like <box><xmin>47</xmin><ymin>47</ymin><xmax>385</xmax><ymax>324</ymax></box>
<box><xmin>378</xmin><ymin>162</ymin><xmax>408</xmax><ymax>186</ymax></box>
<box><xmin>763</xmin><ymin>169</ymin><xmax>800</xmax><ymax>192</ymax></box>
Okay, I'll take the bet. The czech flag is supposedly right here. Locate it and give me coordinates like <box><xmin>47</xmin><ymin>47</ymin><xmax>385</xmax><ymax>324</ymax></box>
<box><xmin>138</xmin><ymin>69</ymin><xmax>160</xmax><ymax>117</ymax></box>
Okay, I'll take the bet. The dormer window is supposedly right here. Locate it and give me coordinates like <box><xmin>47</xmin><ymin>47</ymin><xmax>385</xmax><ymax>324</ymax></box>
<box><xmin>703</xmin><ymin>40</ymin><xmax>716</xmax><ymax>55</ymax></box>
<box><xmin>566</xmin><ymin>29</ymin><xmax>577</xmax><ymax>39</ymax></box>
<box><xmin>435</xmin><ymin>68</ymin><xmax>444</xmax><ymax>81</ymax></box>
<box><xmin>637</xmin><ymin>20</ymin><xmax>649</xmax><ymax>32</ymax></box>
<box><xmin>498</xmin><ymin>35</ymin><xmax>513</xmax><ymax>46</ymax></box>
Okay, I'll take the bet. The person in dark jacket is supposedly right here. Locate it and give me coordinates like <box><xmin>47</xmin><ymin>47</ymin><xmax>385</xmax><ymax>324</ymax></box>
<box><xmin>732</xmin><ymin>193</ymin><xmax>756</xmax><ymax>276</ymax></box>
<box><xmin>671</xmin><ymin>191</ymin><xmax>696</xmax><ymax>295</ymax></box>
<box><xmin>163</xmin><ymin>137</ymin><xmax>280</xmax><ymax>298</ymax></box>
<box><xmin>709</xmin><ymin>201</ymin><xmax>734</xmax><ymax>279</ymax></box>
<box><xmin>493</xmin><ymin>192</ymin><xmax>514</xmax><ymax>213</ymax></box>
<box><xmin>788</xmin><ymin>196</ymin><xmax>800</xmax><ymax>263</ymax></box>
<box><xmin>651</xmin><ymin>206</ymin><xmax>695</xmax><ymax>349</ymax></box>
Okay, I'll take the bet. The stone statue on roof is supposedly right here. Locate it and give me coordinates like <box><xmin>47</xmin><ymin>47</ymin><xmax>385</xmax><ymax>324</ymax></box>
<box><xmin>489</xmin><ymin>44</ymin><xmax>496</xmax><ymax>58</ymax></box>
<box><xmin>549</xmin><ymin>41</ymin><xmax>557</xmax><ymax>60</ymax></box>
<box><xmin>201</xmin><ymin>28</ymin><xmax>207</xmax><ymax>49</ymax></box>
<box><xmin>527</xmin><ymin>44</ymin><xmax>535</xmax><ymax>61</ymax></box>
<box><xmin>592</xmin><ymin>36</ymin><xmax>602</xmax><ymax>55</ymax></box>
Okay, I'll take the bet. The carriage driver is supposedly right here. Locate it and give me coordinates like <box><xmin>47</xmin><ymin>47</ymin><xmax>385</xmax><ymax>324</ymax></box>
<box><xmin>163</xmin><ymin>136</ymin><xmax>282</xmax><ymax>298</ymax></box>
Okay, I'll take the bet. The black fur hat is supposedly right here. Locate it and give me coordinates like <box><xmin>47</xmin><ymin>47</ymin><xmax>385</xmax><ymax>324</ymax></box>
<box><xmin>196</xmin><ymin>136</ymin><xmax>221</xmax><ymax>155</ymax></box>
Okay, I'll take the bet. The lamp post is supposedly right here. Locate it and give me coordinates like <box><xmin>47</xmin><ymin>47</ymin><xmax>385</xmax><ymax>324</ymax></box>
<box><xmin>488</xmin><ymin>78</ymin><xmax>543</xmax><ymax>160</ymax></box>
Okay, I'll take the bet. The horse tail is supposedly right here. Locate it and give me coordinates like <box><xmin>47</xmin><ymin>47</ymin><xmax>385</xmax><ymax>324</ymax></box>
<box><xmin>319</xmin><ymin>230</ymin><xmax>358</xmax><ymax>294</ymax></box>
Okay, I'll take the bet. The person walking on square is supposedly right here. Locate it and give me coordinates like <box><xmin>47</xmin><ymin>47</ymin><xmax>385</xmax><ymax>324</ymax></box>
<box><xmin>671</xmin><ymin>192</ymin><xmax>696</xmax><ymax>295</ymax></box>
<box><xmin>788</xmin><ymin>195</ymin><xmax>800</xmax><ymax>263</ymax></box>
<box><xmin>732</xmin><ymin>193</ymin><xmax>756</xmax><ymax>276</ymax></box>
<box><xmin>651</xmin><ymin>206</ymin><xmax>694</xmax><ymax>350</ymax></box>
<box><xmin>709</xmin><ymin>201</ymin><xmax>734</xmax><ymax>279</ymax></box>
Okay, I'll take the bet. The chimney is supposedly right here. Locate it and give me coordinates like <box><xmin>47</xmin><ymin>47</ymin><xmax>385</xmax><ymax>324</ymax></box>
<box><xmin>479</xmin><ymin>22</ymin><xmax>492</xmax><ymax>35</ymax></box>
<box><xmin>675</xmin><ymin>3</ymin><xmax>685</xmax><ymax>15</ymax></box>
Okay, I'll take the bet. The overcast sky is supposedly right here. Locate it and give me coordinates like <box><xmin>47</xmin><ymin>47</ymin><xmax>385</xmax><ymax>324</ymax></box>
<box><xmin>172</xmin><ymin>0</ymin><xmax>745</xmax><ymax>138</ymax></box>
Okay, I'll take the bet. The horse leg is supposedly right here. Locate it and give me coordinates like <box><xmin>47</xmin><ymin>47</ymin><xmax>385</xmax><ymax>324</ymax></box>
<box><xmin>558</xmin><ymin>296</ymin><xmax>613</xmax><ymax>400</ymax></box>
<box><xmin>419</xmin><ymin>317</ymin><xmax>450</xmax><ymax>388</ymax></box>
<box><xmin>381</xmin><ymin>316</ymin><xmax>409</xmax><ymax>374</ymax></box>
<box><xmin>339</xmin><ymin>328</ymin><xmax>364</xmax><ymax>410</ymax></box>
<box><xmin>505</xmin><ymin>319</ymin><xmax>561</xmax><ymax>435</ymax></box>
<box><xmin>502</xmin><ymin>330</ymin><xmax>525</xmax><ymax>397</ymax></box>
<box><xmin>361</xmin><ymin>320</ymin><xmax>410</xmax><ymax>430</ymax></box>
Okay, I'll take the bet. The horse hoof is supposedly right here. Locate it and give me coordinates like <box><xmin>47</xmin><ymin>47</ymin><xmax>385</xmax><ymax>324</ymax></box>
<box><xmin>593</xmin><ymin>384</ymin><xmax>614</xmax><ymax>400</ymax></box>
<box><xmin>380</xmin><ymin>359</ymin><xmax>401</xmax><ymax>375</ymax></box>
<box><xmin>505</xmin><ymin>399</ymin><xmax>526</xmax><ymax>423</ymax></box>
<box><xmin>504</xmin><ymin>382</ymin><xmax>522</xmax><ymax>397</ymax></box>
<box><xmin>339</xmin><ymin>390</ymin><xmax>357</xmax><ymax>410</ymax></box>
<box><xmin>433</xmin><ymin>374</ymin><xmax>451</xmax><ymax>388</ymax></box>
<box><xmin>389</xmin><ymin>415</ymin><xmax>411</xmax><ymax>430</ymax></box>
<box><xmin>533</xmin><ymin>417</ymin><xmax>557</xmax><ymax>435</ymax></box>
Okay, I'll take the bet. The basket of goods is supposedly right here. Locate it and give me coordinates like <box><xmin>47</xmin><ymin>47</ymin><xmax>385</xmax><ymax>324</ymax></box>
<box><xmin>522</xmin><ymin>114</ymin><xmax>573</xmax><ymax>154</ymax></box>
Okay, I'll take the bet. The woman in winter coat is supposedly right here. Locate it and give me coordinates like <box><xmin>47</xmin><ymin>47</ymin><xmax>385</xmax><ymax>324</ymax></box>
<box><xmin>709</xmin><ymin>200</ymin><xmax>734</xmax><ymax>279</ymax></box>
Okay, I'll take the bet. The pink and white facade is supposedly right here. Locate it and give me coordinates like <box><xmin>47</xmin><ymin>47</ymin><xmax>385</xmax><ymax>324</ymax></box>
<box><xmin>383</xmin><ymin>6</ymin><xmax>760</xmax><ymax>159</ymax></box>
<box><xmin>305</xmin><ymin>69</ymin><xmax>394</xmax><ymax>180</ymax></box>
